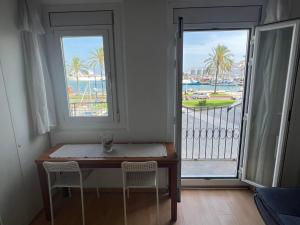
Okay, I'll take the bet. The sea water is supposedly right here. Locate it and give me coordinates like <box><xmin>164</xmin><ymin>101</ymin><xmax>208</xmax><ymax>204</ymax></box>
<box><xmin>67</xmin><ymin>80</ymin><xmax>243</xmax><ymax>93</ymax></box>
<box><xmin>67</xmin><ymin>80</ymin><xmax>107</xmax><ymax>93</ymax></box>
<box><xmin>182</xmin><ymin>84</ymin><xmax>243</xmax><ymax>92</ymax></box>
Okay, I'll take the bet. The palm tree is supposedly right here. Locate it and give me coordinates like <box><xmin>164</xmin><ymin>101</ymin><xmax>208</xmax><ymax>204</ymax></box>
<box><xmin>68</xmin><ymin>57</ymin><xmax>87</xmax><ymax>94</ymax></box>
<box><xmin>88</xmin><ymin>47</ymin><xmax>105</xmax><ymax>75</ymax></box>
<box><xmin>204</xmin><ymin>44</ymin><xmax>234</xmax><ymax>93</ymax></box>
<box><xmin>88</xmin><ymin>48</ymin><xmax>105</xmax><ymax>96</ymax></box>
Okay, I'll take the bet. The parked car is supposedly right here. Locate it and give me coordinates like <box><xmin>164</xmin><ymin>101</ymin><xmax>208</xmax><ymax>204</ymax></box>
<box><xmin>191</xmin><ymin>93</ymin><xmax>208</xmax><ymax>99</ymax></box>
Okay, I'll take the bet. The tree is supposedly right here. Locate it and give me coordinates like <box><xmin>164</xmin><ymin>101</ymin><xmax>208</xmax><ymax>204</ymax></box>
<box><xmin>88</xmin><ymin>48</ymin><xmax>105</xmax><ymax>96</ymax></box>
<box><xmin>68</xmin><ymin>57</ymin><xmax>87</xmax><ymax>94</ymax></box>
<box><xmin>204</xmin><ymin>44</ymin><xmax>233</xmax><ymax>93</ymax></box>
<box><xmin>88</xmin><ymin>47</ymin><xmax>105</xmax><ymax>75</ymax></box>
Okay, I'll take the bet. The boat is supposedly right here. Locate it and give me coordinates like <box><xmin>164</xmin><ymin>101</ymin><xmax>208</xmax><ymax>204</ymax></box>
<box><xmin>210</xmin><ymin>79</ymin><xmax>237</xmax><ymax>86</ymax></box>
<box><xmin>199</xmin><ymin>78</ymin><xmax>211</xmax><ymax>85</ymax></box>
<box><xmin>182</xmin><ymin>79</ymin><xmax>200</xmax><ymax>85</ymax></box>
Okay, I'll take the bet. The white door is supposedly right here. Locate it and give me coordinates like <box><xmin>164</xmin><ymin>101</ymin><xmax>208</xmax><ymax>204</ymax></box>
<box><xmin>242</xmin><ymin>20</ymin><xmax>300</xmax><ymax>187</ymax></box>
<box><xmin>0</xmin><ymin>64</ymin><xmax>27</xmax><ymax>225</ymax></box>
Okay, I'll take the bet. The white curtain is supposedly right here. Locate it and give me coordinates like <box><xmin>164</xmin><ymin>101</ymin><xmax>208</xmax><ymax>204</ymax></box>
<box><xmin>19</xmin><ymin>0</ymin><xmax>56</xmax><ymax>135</ymax></box>
<box><xmin>264</xmin><ymin>0</ymin><xmax>292</xmax><ymax>23</ymax></box>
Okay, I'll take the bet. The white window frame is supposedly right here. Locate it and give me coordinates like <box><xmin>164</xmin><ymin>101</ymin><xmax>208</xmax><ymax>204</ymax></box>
<box><xmin>241</xmin><ymin>20</ymin><xmax>300</xmax><ymax>188</ymax></box>
<box><xmin>44</xmin><ymin>5</ymin><xmax>128</xmax><ymax>130</ymax></box>
<box><xmin>54</xmin><ymin>27</ymin><xmax>117</xmax><ymax>123</ymax></box>
<box><xmin>168</xmin><ymin>3</ymin><xmax>263</xmax><ymax>187</ymax></box>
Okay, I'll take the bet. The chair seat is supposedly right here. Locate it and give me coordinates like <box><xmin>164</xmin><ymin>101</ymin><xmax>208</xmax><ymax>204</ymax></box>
<box><xmin>126</xmin><ymin>171</ymin><xmax>156</xmax><ymax>187</ymax></box>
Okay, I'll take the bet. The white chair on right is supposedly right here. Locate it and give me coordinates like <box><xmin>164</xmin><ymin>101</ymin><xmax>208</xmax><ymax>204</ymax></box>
<box><xmin>121</xmin><ymin>161</ymin><xmax>159</xmax><ymax>225</ymax></box>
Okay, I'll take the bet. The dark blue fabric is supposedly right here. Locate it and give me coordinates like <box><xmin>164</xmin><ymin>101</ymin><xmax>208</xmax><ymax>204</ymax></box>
<box><xmin>255</xmin><ymin>188</ymin><xmax>300</xmax><ymax>225</ymax></box>
<box><xmin>279</xmin><ymin>214</ymin><xmax>300</xmax><ymax>225</ymax></box>
<box><xmin>255</xmin><ymin>194</ymin><xmax>280</xmax><ymax>225</ymax></box>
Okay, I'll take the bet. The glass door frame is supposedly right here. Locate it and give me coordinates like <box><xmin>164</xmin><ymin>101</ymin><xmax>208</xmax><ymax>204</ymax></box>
<box><xmin>242</xmin><ymin>19</ymin><xmax>300</xmax><ymax>187</ymax></box>
<box><xmin>176</xmin><ymin>23</ymin><xmax>254</xmax><ymax>184</ymax></box>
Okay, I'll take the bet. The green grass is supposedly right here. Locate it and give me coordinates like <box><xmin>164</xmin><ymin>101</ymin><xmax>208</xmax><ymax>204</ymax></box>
<box><xmin>209</xmin><ymin>92</ymin><xmax>231</xmax><ymax>97</ymax></box>
<box><xmin>183</xmin><ymin>99</ymin><xmax>235</xmax><ymax>108</ymax></box>
<box><xmin>94</xmin><ymin>103</ymin><xmax>108</xmax><ymax>110</ymax></box>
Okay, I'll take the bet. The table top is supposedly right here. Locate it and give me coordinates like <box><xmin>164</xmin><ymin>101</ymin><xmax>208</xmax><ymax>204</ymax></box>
<box><xmin>35</xmin><ymin>143</ymin><xmax>177</xmax><ymax>166</ymax></box>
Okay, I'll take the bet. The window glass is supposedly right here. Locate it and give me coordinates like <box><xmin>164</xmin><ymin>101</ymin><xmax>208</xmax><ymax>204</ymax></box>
<box><xmin>61</xmin><ymin>36</ymin><xmax>108</xmax><ymax>117</ymax></box>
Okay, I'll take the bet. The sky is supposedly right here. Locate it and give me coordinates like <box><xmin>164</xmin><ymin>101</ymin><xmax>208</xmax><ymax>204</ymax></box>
<box><xmin>183</xmin><ymin>30</ymin><xmax>249</xmax><ymax>73</ymax></box>
<box><xmin>62</xmin><ymin>36</ymin><xmax>104</xmax><ymax>73</ymax></box>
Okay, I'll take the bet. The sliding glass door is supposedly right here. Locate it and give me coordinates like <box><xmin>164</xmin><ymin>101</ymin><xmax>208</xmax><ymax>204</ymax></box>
<box><xmin>242</xmin><ymin>20</ymin><xmax>300</xmax><ymax>187</ymax></box>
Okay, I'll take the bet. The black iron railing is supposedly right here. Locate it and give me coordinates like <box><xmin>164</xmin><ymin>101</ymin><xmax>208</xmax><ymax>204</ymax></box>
<box><xmin>69</xmin><ymin>102</ymin><xmax>108</xmax><ymax>117</ymax></box>
<box><xmin>182</xmin><ymin>104</ymin><xmax>242</xmax><ymax>160</ymax></box>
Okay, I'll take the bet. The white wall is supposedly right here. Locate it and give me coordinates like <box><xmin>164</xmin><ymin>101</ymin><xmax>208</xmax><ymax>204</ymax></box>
<box><xmin>0</xmin><ymin>0</ymin><xmax>50</xmax><ymax>224</ymax></box>
<box><xmin>0</xmin><ymin>63</ymin><xmax>27</xmax><ymax>225</ymax></box>
<box><xmin>44</xmin><ymin>0</ymin><xmax>170</xmax><ymax>188</ymax></box>
<box><xmin>44</xmin><ymin>0</ymin><xmax>267</xmax><ymax>188</ymax></box>
<box><xmin>291</xmin><ymin>1</ymin><xmax>300</xmax><ymax>19</ymax></box>
<box><xmin>279</xmin><ymin>0</ymin><xmax>300</xmax><ymax>187</ymax></box>
<box><xmin>282</xmin><ymin>63</ymin><xmax>300</xmax><ymax>187</ymax></box>
<box><xmin>47</xmin><ymin>0</ymin><xmax>267</xmax><ymax>145</ymax></box>
<box><xmin>122</xmin><ymin>0</ymin><xmax>168</xmax><ymax>141</ymax></box>
<box><xmin>49</xmin><ymin>0</ymin><xmax>169</xmax><ymax>144</ymax></box>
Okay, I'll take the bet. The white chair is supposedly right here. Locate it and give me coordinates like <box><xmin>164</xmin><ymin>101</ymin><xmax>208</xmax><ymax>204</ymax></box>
<box><xmin>121</xmin><ymin>161</ymin><xmax>159</xmax><ymax>225</ymax></box>
<box><xmin>43</xmin><ymin>161</ymin><xmax>96</xmax><ymax>225</ymax></box>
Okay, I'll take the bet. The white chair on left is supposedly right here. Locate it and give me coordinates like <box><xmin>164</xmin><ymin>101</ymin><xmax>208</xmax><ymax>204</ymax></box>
<box><xmin>43</xmin><ymin>161</ymin><xmax>99</xmax><ymax>225</ymax></box>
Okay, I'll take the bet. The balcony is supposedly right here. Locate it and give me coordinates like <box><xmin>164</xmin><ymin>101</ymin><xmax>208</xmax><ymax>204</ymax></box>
<box><xmin>70</xmin><ymin>102</ymin><xmax>242</xmax><ymax>178</ymax></box>
<box><xmin>181</xmin><ymin>104</ymin><xmax>242</xmax><ymax>178</ymax></box>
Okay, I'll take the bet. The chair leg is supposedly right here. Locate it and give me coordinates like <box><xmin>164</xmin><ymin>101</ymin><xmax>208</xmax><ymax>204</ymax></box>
<box><xmin>49</xmin><ymin>188</ymin><xmax>55</xmax><ymax>225</ymax></box>
<box><xmin>68</xmin><ymin>187</ymin><xmax>72</xmax><ymax>198</ymax></box>
<box><xmin>96</xmin><ymin>188</ymin><xmax>100</xmax><ymax>198</ymax></box>
<box><xmin>127</xmin><ymin>188</ymin><xmax>130</xmax><ymax>199</ymax></box>
<box><xmin>47</xmin><ymin>174</ymin><xmax>55</xmax><ymax>225</ymax></box>
<box><xmin>80</xmin><ymin>187</ymin><xmax>85</xmax><ymax>225</ymax></box>
<box><xmin>156</xmin><ymin>186</ymin><xmax>159</xmax><ymax>225</ymax></box>
<box><xmin>123</xmin><ymin>186</ymin><xmax>127</xmax><ymax>225</ymax></box>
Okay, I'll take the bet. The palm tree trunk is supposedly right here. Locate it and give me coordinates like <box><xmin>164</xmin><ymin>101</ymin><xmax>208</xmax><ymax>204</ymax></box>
<box><xmin>76</xmin><ymin>75</ymin><xmax>80</xmax><ymax>94</ymax></box>
<box><xmin>94</xmin><ymin>69</ymin><xmax>98</xmax><ymax>100</ymax></box>
<box><xmin>214</xmin><ymin>64</ymin><xmax>219</xmax><ymax>93</ymax></box>
<box><xmin>101</xmin><ymin>65</ymin><xmax>104</xmax><ymax>97</ymax></box>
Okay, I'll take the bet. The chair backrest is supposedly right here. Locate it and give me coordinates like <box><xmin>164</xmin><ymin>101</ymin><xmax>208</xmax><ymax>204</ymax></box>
<box><xmin>121</xmin><ymin>161</ymin><xmax>157</xmax><ymax>173</ymax></box>
<box><xmin>43</xmin><ymin>161</ymin><xmax>81</xmax><ymax>173</ymax></box>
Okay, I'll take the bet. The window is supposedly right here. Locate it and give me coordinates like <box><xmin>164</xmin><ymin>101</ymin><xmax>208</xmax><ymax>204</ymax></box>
<box><xmin>180</xmin><ymin>30</ymin><xmax>249</xmax><ymax>178</ymax></box>
<box><xmin>47</xmin><ymin>9</ymin><xmax>126</xmax><ymax>129</ymax></box>
<box><xmin>61</xmin><ymin>35</ymin><xmax>110</xmax><ymax>117</ymax></box>
<box><xmin>54</xmin><ymin>28</ymin><xmax>118</xmax><ymax>124</ymax></box>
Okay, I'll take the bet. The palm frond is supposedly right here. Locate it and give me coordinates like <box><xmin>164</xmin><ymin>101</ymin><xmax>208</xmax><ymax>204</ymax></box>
<box><xmin>204</xmin><ymin>44</ymin><xmax>234</xmax><ymax>75</ymax></box>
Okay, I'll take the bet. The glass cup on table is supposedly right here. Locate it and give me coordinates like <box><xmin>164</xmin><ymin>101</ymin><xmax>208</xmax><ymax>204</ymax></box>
<box><xmin>101</xmin><ymin>133</ymin><xmax>114</xmax><ymax>153</ymax></box>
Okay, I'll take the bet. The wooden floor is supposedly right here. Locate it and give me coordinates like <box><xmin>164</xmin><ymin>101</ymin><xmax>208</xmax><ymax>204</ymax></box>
<box><xmin>31</xmin><ymin>189</ymin><xmax>265</xmax><ymax>225</ymax></box>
